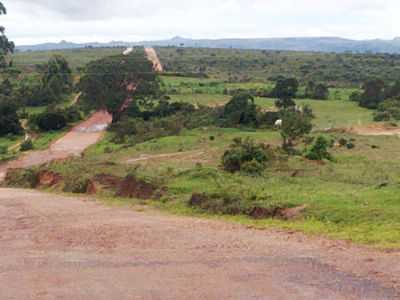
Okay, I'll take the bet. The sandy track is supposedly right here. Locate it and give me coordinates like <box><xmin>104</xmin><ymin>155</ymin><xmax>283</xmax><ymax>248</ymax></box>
<box><xmin>0</xmin><ymin>188</ymin><xmax>399</xmax><ymax>299</ymax></box>
<box><xmin>145</xmin><ymin>48</ymin><xmax>163</xmax><ymax>72</ymax></box>
<box><xmin>0</xmin><ymin>110</ymin><xmax>112</xmax><ymax>182</ymax></box>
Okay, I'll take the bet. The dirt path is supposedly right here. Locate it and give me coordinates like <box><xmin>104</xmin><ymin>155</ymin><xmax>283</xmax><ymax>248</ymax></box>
<box><xmin>145</xmin><ymin>47</ymin><xmax>163</xmax><ymax>72</ymax></box>
<box><xmin>0</xmin><ymin>110</ymin><xmax>112</xmax><ymax>182</ymax></box>
<box><xmin>349</xmin><ymin>124</ymin><xmax>400</xmax><ymax>136</ymax></box>
<box><xmin>0</xmin><ymin>188</ymin><xmax>399</xmax><ymax>299</ymax></box>
<box><xmin>126</xmin><ymin>150</ymin><xmax>206</xmax><ymax>164</ymax></box>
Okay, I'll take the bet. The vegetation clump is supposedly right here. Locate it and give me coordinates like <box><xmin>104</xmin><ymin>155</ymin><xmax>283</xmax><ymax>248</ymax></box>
<box><xmin>221</xmin><ymin>138</ymin><xmax>274</xmax><ymax>175</ymax></box>
<box><xmin>20</xmin><ymin>138</ymin><xmax>33</xmax><ymax>152</ymax></box>
<box><xmin>305</xmin><ymin>136</ymin><xmax>333</xmax><ymax>161</ymax></box>
<box><xmin>221</xmin><ymin>93</ymin><xmax>258</xmax><ymax>127</ymax></box>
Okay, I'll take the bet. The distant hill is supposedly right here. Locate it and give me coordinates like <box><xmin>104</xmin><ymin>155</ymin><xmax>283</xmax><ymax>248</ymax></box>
<box><xmin>16</xmin><ymin>36</ymin><xmax>400</xmax><ymax>54</ymax></box>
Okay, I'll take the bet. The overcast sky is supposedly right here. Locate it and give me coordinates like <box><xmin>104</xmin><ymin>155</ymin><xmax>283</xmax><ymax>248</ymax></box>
<box><xmin>2</xmin><ymin>0</ymin><xmax>399</xmax><ymax>45</ymax></box>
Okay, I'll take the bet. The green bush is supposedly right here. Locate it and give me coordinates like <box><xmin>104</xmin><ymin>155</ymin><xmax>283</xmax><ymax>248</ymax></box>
<box><xmin>20</xmin><ymin>139</ymin><xmax>33</xmax><ymax>152</ymax></box>
<box><xmin>222</xmin><ymin>138</ymin><xmax>274</xmax><ymax>175</ymax></box>
<box><xmin>221</xmin><ymin>93</ymin><xmax>258</xmax><ymax>127</ymax></box>
<box><xmin>305</xmin><ymin>136</ymin><xmax>333</xmax><ymax>161</ymax></box>
<box><xmin>5</xmin><ymin>169</ymin><xmax>38</xmax><ymax>188</ymax></box>
<box><xmin>33</xmin><ymin>111</ymin><xmax>67</xmax><ymax>131</ymax></box>
<box><xmin>63</xmin><ymin>177</ymin><xmax>91</xmax><ymax>194</ymax></box>
<box><xmin>0</xmin><ymin>145</ymin><xmax>7</xmax><ymax>155</ymax></box>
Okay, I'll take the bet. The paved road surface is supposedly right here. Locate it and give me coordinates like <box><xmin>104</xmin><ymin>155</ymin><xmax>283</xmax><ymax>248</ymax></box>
<box><xmin>0</xmin><ymin>189</ymin><xmax>399</xmax><ymax>300</ymax></box>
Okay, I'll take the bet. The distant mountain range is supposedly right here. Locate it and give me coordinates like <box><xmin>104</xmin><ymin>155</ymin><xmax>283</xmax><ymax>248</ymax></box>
<box><xmin>15</xmin><ymin>36</ymin><xmax>400</xmax><ymax>54</ymax></box>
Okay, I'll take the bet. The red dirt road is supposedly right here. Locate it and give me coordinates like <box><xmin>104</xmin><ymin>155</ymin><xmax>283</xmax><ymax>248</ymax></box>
<box><xmin>0</xmin><ymin>188</ymin><xmax>399</xmax><ymax>300</ymax></box>
<box><xmin>0</xmin><ymin>110</ymin><xmax>112</xmax><ymax>182</ymax></box>
<box><xmin>145</xmin><ymin>48</ymin><xmax>163</xmax><ymax>72</ymax></box>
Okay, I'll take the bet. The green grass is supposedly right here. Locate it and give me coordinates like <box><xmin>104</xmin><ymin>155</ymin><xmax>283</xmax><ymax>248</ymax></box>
<box><xmin>32</xmin><ymin>130</ymin><xmax>68</xmax><ymax>150</ymax></box>
<box><xmin>13</xmin><ymin>48</ymin><xmax>122</xmax><ymax>72</ymax></box>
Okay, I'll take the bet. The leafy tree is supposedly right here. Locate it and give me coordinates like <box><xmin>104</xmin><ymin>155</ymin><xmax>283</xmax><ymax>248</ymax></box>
<box><xmin>222</xmin><ymin>93</ymin><xmax>258</xmax><ymax>127</ymax></box>
<box><xmin>32</xmin><ymin>111</ymin><xmax>67</xmax><ymax>132</ymax></box>
<box><xmin>359</xmin><ymin>79</ymin><xmax>385</xmax><ymax>109</ymax></box>
<box><xmin>0</xmin><ymin>2</ymin><xmax>14</xmax><ymax>69</ymax></box>
<box><xmin>306</xmin><ymin>81</ymin><xmax>329</xmax><ymax>100</ymax></box>
<box><xmin>79</xmin><ymin>48</ymin><xmax>160</xmax><ymax>119</ymax></box>
<box><xmin>385</xmin><ymin>80</ymin><xmax>400</xmax><ymax>99</ymax></box>
<box><xmin>280</xmin><ymin>109</ymin><xmax>313</xmax><ymax>151</ymax></box>
<box><xmin>0</xmin><ymin>98</ymin><xmax>22</xmax><ymax>136</ymax></box>
<box><xmin>272</xmin><ymin>77</ymin><xmax>298</xmax><ymax>109</ymax></box>
<box><xmin>374</xmin><ymin>98</ymin><xmax>400</xmax><ymax>121</ymax></box>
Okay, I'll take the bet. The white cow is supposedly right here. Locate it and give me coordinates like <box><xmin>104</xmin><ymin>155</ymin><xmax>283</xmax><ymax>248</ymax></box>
<box><xmin>274</xmin><ymin>119</ymin><xmax>283</xmax><ymax>128</ymax></box>
<box><xmin>123</xmin><ymin>47</ymin><xmax>134</xmax><ymax>56</ymax></box>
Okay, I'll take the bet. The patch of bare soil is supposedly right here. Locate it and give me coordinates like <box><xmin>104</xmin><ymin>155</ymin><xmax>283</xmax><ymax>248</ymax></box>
<box><xmin>126</xmin><ymin>150</ymin><xmax>206</xmax><ymax>164</ymax></box>
<box><xmin>116</xmin><ymin>174</ymin><xmax>157</xmax><ymax>199</ymax></box>
<box><xmin>37</xmin><ymin>170</ymin><xmax>62</xmax><ymax>187</ymax></box>
<box><xmin>145</xmin><ymin>47</ymin><xmax>163</xmax><ymax>72</ymax></box>
<box><xmin>348</xmin><ymin>123</ymin><xmax>400</xmax><ymax>136</ymax></box>
<box><xmin>0</xmin><ymin>188</ymin><xmax>399</xmax><ymax>299</ymax></box>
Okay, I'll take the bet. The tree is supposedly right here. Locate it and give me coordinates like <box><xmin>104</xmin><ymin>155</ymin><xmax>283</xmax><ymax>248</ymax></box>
<box><xmin>359</xmin><ymin>79</ymin><xmax>385</xmax><ymax>109</ymax></box>
<box><xmin>385</xmin><ymin>80</ymin><xmax>400</xmax><ymax>99</ymax></box>
<box><xmin>280</xmin><ymin>109</ymin><xmax>313</xmax><ymax>151</ymax></box>
<box><xmin>273</xmin><ymin>78</ymin><xmax>298</xmax><ymax>109</ymax></box>
<box><xmin>0</xmin><ymin>98</ymin><xmax>22</xmax><ymax>136</ymax></box>
<box><xmin>0</xmin><ymin>2</ymin><xmax>14</xmax><ymax>69</ymax></box>
<box><xmin>306</xmin><ymin>81</ymin><xmax>329</xmax><ymax>100</ymax></box>
<box><xmin>222</xmin><ymin>93</ymin><xmax>258</xmax><ymax>127</ymax></box>
<box><xmin>79</xmin><ymin>48</ymin><xmax>160</xmax><ymax>119</ymax></box>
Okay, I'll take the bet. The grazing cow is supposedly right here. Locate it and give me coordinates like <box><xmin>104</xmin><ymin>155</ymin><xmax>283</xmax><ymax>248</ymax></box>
<box><xmin>275</xmin><ymin>119</ymin><xmax>283</xmax><ymax>128</ymax></box>
<box><xmin>123</xmin><ymin>47</ymin><xmax>133</xmax><ymax>56</ymax></box>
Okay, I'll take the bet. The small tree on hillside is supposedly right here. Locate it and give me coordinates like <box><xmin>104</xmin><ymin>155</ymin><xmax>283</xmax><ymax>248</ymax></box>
<box><xmin>280</xmin><ymin>109</ymin><xmax>313</xmax><ymax>151</ymax></box>
<box><xmin>273</xmin><ymin>77</ymin><xmax>298</xmax><ymax>109</ymax></box>
<box><xmin>0</xmin><ymin>97</ymin><xmax>22</xmax><ymax>136</ymax></box>
<box><xmin>359</xmin><ymin>79</ymin><xmax>385</xmax><ymax>109</ymax></box>
<box><xmin>222</xmin><ymin>93</ymin><xmax>258</xmax><ymax>127</ymax></box>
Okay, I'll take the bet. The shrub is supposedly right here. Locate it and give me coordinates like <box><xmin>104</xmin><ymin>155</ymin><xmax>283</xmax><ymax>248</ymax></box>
<box><xmin>221</xmin><ymin>93</ymin><xmax>258</xmax><ymax>127</ymax></box>
<box><xmin>338</xmin><ymin>138</ymin><xmax>348</xmax><ymax>147</ymax></box>
<box><xmin>0</xmin><ymin>99</ymin><xmax>23</xmax><ymax>136</ymax></box>
<box><xmin>5</xmin><ymin>169</ymin><xmax>38</xmax><ymax>188</ymax></box>
<box><xmin>20</xmin><ymin>139</ymin><xmax>33</xmax><ymax>152</ymax></box>
<box><xmin>0</xmin><ymin>145</ymin><xmax>7</xmax><ymax>155</ymax></box>
<box><xmin>222</xmin><ymin>138</ymin><xmax>273</xmax><ymax>175</ymax></box>
<box><xmin>63</xmin><ymin>177</ymin><xmax>91</xmax><ymax>194</ymax></box>
<box><xmin>188</xmin><ymin>191</ymin><xmax>290</xmax><ymax>219</ymax></box>
<box><xmin>34</xmin><ymin>112</ymin><xmax>67</xmax><ymax>131</ymax></box>
<box><xmin>373</xmin><ymin>111</ymin><xmax>391</xmax><ymax>122</ymax></box>
<box><xmin>305</xmin><ymin>136</ymin><xmax>333</xmax><ymax>161</ymax></box>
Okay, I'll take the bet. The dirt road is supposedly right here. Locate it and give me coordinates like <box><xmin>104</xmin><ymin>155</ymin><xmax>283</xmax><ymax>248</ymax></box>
<box><xmin>145</xmin><ymin>48</ymin><xmax>163</xmax><ymax>72</ymax></box>
<box><xmin>0</xmin><ymin>189</ymin><xmax>399</xmax><ymax>300</ymax></box>
<box><xmin>349</xmin><ymin>124</ymin><xmax>400</xmax><ymax>136</ymax></box>
<box><xmin>0</xmin><ymin>110</ymin><xmax>112</xmax><ymax>182</ymax></box>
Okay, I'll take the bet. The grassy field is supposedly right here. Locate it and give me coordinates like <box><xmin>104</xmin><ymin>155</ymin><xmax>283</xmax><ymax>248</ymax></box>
<box><xmin>157</xmin><ymin>47</ymin><xmax>400</xmax><ymax>86</ymax></box>
<box><xmin>13</xmin><ymin>48</ymin><xmax>122</xmax><ymax>72</ymax></box>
